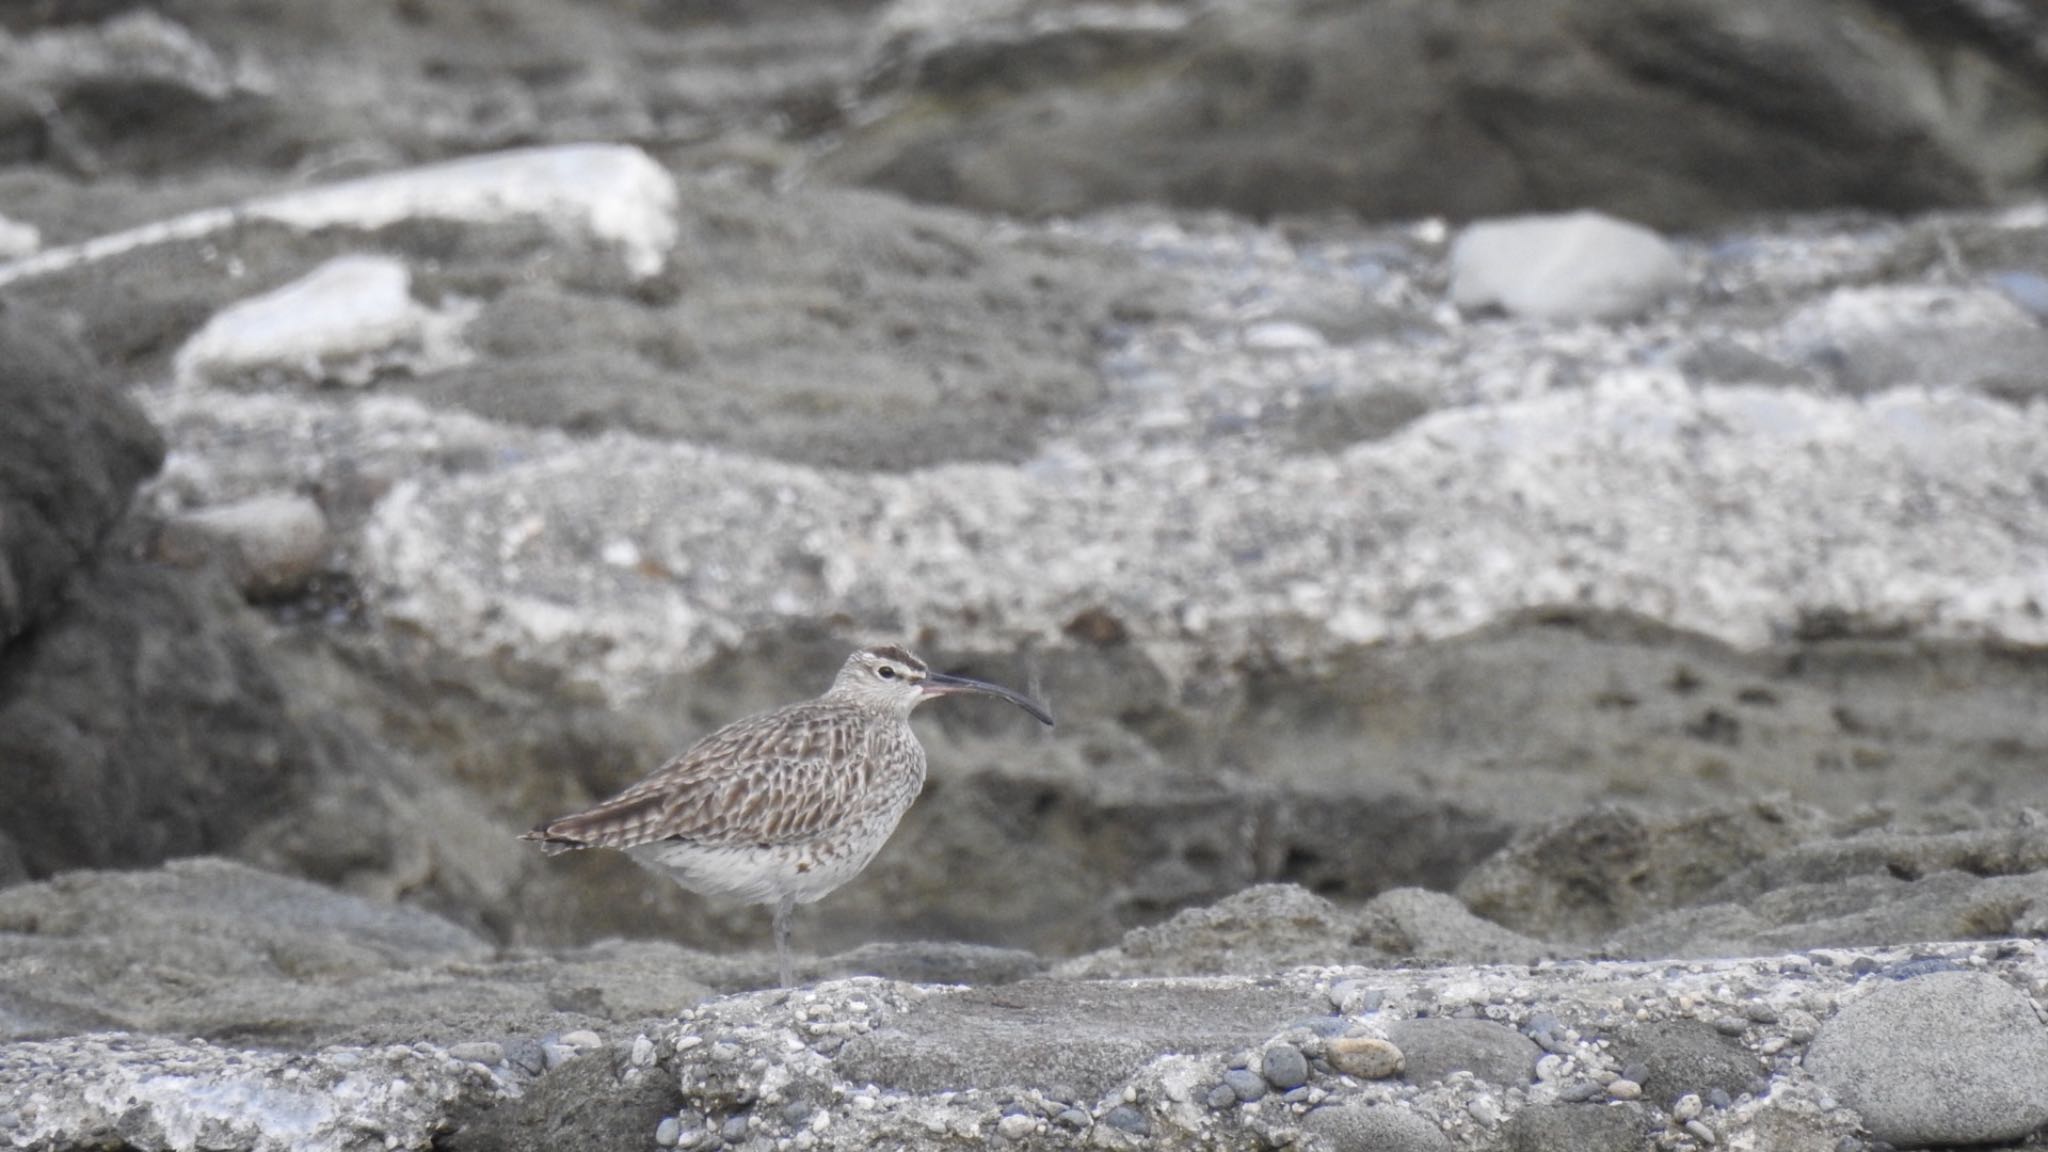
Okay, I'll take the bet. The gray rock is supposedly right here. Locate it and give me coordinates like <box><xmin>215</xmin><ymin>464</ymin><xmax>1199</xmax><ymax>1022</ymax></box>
<box><xmin>157</xmin><ymin>492</ymin><xmax>330</xmax><ymax>598</ymax></box>
<box><xmin>1102</xmin><ymin>1104</ymin><xmax>1149</xmax><ymax>1135</ymax></box>
<box><xmin>1805</xmin><ymin>971</ymin><xmax>2048</xmax><ymax>1146</ymax></box>
<box><xmin>0</xmin><ymin>859</ymin><xmax>725</xmax><ymax>1046</ymax></box>
<box><xmin>443</xmin><ymin>1045</ymin><xmax>683</xmax><ymax>1152</ymax></box>
<box><xmin>1388</xmin><ymin>1018</ymin><xmax>1541</xmax><ymax>1088</ymax></box>
<box><xmin>0</xmin><ymin>12</ymin><xmax>269</xmax><ymax>176</ymax></box>
<box><xmin>0</xmin><ymin>1033</ymin><xmax>504</xmax><ymax>1152</ymax></box>
<box><xmin>1459</xmin><ymin>801</ymin><xmax>1828</xmax><ymax>943</ymax></box>
<box><xmin>1301</xmin><ymin>1099</ymin><xmax>1455</xmax><ymax>1152</ymax></box>
<box><xmin>1613</xmin><ymin>869</ymin><xmax>2048</xmax><ymax>959</ymax></box>
<box><xmin>0</xmin><ymin>561</ymin><xmax>319</xmax><ymax>879</ymax></box>
<box><xmin>1057</xmin><ymin>884</ymin><xmax>1356</xmax><ymax>978</ymax></box>
<box><xmin>1501</xmin><ymin>1102</ymin><xmax>1645</xmax><ymax>1152</ymax></box>
<box><xmin>1449</xmin><ymin>212</ymin><xmax>1684</xmax><ymax>321</ymax></box>
<box><xmin>810</xmin><ymin>940</ymin><xmax>1043</xmax><ymax>987</ymax></box>
<box><xmin>1352</xmin><ymin>888</ymin><xmax>1552</xmax><ymax>966</ymax></box>
<box><xmin>0</xmin><ymin>300</ymin><xmax>163</xmax><ymax>643</ymax></box>
<box><xmin>1780</xmin><ymin>284</ymin><xmax>2048</xmax><ymax>399</ymax></box>
<box><xmin>1222</xmin><ymin>1067</ymin><xmax>1267</xmax><ymax>1102</ymax></box>
<box><xmin>1261</xmin><ymin>1042</ymin><xmax>1310</xmax><ymax>1090</ymax></box>
<box><xmin>1606</xmin><ymin>1021</ymin><xmax>1761</xmax><ymax>1106</ymax></box>
<box><xmin>834</xmin><ymin>979</ymin><xmax>1324</xmax><ymax>1098</ymax></box>
<box><xmin>825</xmin><ymin>0</ymin><xmax>2010</xmax><ymax>227</ymax></box>
<box><xmin>414</xmin><ymin>178</ymin><xmax>1167</xmax><ymax>471</ymax></box>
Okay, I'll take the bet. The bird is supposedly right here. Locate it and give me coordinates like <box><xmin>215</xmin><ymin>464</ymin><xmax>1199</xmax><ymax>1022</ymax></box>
<box><xmin>522</xmin><ymin>643</ymin><xmax>1053</xmax><ymax>987</ymax></box>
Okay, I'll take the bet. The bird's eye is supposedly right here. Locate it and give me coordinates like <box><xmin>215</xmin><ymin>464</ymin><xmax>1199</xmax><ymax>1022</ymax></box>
<box><xmin>877</xmin><ymin>666</ymin><xmax>897</xmax><ymax>680</ymax></box>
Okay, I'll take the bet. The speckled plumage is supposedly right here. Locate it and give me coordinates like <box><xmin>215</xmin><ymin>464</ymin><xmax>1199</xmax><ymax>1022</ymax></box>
<box><xmin>522</xmin><ymin>644</ymin><xmax>1052</xmax><ymax>985</ymax></box>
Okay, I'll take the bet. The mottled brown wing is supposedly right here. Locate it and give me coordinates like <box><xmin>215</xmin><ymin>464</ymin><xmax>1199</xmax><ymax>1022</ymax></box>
<box><xmin>524</xmin><ymin>702</ymin><xmax>866</xmax><ymax>852</ymax></box>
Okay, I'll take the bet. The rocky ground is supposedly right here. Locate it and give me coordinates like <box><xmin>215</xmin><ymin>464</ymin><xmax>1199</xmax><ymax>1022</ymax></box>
<box><xmin>5</xmin><ymin>1</ymin><xmax>2048</xmax><ymax>1150</ymax></box>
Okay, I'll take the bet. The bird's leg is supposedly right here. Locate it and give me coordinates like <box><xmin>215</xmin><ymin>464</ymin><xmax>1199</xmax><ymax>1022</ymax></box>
<box><xmin>772</xmin><ymin>894</ymin><xmax>796</xmax><ymax>988</ymax></box>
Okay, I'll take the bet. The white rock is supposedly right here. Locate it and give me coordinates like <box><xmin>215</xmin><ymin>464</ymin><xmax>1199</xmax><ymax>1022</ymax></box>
<box><xmin>172</xmin><ymin>255</ymin><xmax>472</xmax><ymax>389</ymax></box>
<box><xmin>0</xmin><ymin>144</ymin><xmax>679</xmax><ymax>288</ymax></box>
<box><xmin>0</xmin><ymin>214</ymin><xmax>39</xmax><ymax>260</ymax></box>
<box><xmin>251</xmin><ymin>145</ymin><xmax>679</xmax><ymax>280</ymax></box>
<box><xmin>1242</xmin><ymin>320</ymin><xmax>1327</xmax><ymax>351</ymax></box>
<box><xmin>1450</xmin><ymin>211</ymin><xmax>1684</xmax><ymax>321</ymax></box>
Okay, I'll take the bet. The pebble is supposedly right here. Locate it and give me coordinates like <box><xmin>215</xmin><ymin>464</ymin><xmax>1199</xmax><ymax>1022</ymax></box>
<box><xmin>720</xmin><ymin>1115</ymin><xmax>749</xmax><ymax>1143</ymax></box>
<box><xmin>1244</xmin><ymin>320</ymin><xmax>1328</xmax><ymax>352</ymax></box>
<box><xmin>1672</xmin><ymin>1093</ymin><xmax>1702</xmax><ymax>1122</ymax></box>
<box><xmin>1742</xmin><ymin>1003</ymin><xmax>1779</xmax><ymax>1024</ymax></box>
<box><xmin>1449</xmin><ymin>210</ymin><xmax>1684</xmax><ymax>320</ymax></box>
<box><xmin>1712</xmin><ymin>1015</ymin><xmax>1747</xmax><ymax>1036</ymax></box>
<box><xmin>447</xmin><ymin>1041</ymin><xmax>503</xmax><ymax>1065</ymax></box>
<box><xmin>1206</xmin><ymin>1083</ymin><xmax>1239</xmax><ymax>1110</ymax></box>
<box><xmin>1054</xmin><ymin>1109</ymin><xmax>1091</xmax><ymax>1129</ymax></box>
<box><xmin>655</xmin><ymin>1117</ymin><xmax>681</xmax><ymax>1147</ymax></box>
<box><xmin>1706</xmin><ymin>1089</ymin><xmax>1731</xmax><ymax>1109</ymax></box>
<box><xmin>504</xmin><ymin>1041</ymin><xmax>546</xmax><ymax>1077</ymax></box>
<box><xmin>1685</xmin><ymin>1119</ymin><xmax>1718</xmax><ymax>1145</ymax></box>
<box><xmin>541</xmin><ymin>1042</ymin><xmax>578</xmax><ymax>1070</ymax></box>
<box><xmin>631</xmin><ymin>1035</ymin><xmax>656</xmax><ymax>1066</ymax></box>
<box><xmin>1608</xmin><ymin>1079</ymin><xmax>1643</xmax><ymax>1100</ymax></box>
<box><xmin>1223</xmin><ymin>1068</ymin><xmax>1268</xmax><ymax>1102</ymax></box>
<box><xmin>1104</xmin><ymin>1105</ymin><xmax>1150</xmax><ymax>1135</ymax></box>
<box><xmin>1558</xmin><ymin>1081</ymin><xmax>1605</xmax><ymax>1103</ymax></box>
<box><xmin>1261</xmin><ymin>1043</ymin><xmax>1310</xmax><ymax>1090</ymax></box>
<box><xmin>1326</xmin><ymin>1035</ymin><xmax>1403</xmax><ymax>1079</ymax></box>
<box><xmin>998</xmin><ymin>1113</ymin><xmax>1036</xmax><ymax>1140</ymax></box>
<box><xmin>1467</xmin><ymin>1095</ymin><xmax>1502</xmax><ymax>1126</ymax></box>
<box><xmin>561</xmin><ymin>1030</ymin><xmax>603</xmax><ymax>1049</ymax></box>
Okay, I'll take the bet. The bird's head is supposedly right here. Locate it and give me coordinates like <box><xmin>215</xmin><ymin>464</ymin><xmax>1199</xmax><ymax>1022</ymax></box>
<box><xmin>829</xmin><ymin>644</ymin><xmax>1054</xmax><ymax>725</ymax></box>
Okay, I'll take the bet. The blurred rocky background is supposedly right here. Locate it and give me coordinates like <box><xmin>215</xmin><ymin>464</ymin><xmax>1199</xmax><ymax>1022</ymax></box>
<box><xmin>5</xmin><ymin>1</ymin><xmax>2048</xmax><ymax>1149</ymax></box>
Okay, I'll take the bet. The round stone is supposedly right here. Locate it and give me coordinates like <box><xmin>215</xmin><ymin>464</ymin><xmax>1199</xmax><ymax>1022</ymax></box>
<box><xmin>1303</xmin><ymin>1101</ymin><xmax>1453</xmax><ymax>1152</ymax></box>
<box><xmin>1261</xmin><ymin>1043</ymin><xmax>1310</xmax><ymax>1090</ymax></box>
<box><xmin>997</xmin><ymin>1113</ymin><xmax>1035</xmax><ymax>1140</ymax></box>
<box><xmin>1104</xmin><ymin>1105</ymin><xmax>1150</xmax><ymax>1136</ymax></box>
<box><xmin>1328</xmin><ymin>1035</ymin><xmax>1405</xmax><ymax>1079</ymax></box>
<box><xmin>655</xmin><ymin>1117</ymin><xmax>681</xmax><ymax>1147</ymax></box>
<box><xmin>1805</xmin><ymin>971</ymin><xmax>2048</xmax><ymax>1146</ymax></box>
<box><xmin>1223</xmin><ymin>1068</ymin><xmax>1268</xmax><ymax>1102</ymax></box>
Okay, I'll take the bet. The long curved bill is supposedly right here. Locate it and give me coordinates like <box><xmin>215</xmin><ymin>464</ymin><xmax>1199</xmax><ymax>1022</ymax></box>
<box><xmin>920</xmin><ymin>670</ymin><xmax>1055</xmax><ymax>726</ymax></box>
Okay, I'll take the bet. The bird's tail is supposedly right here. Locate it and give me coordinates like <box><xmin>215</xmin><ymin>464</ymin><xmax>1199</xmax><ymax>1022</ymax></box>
<box><xmin>519</xmin><ymin>823</ymin><xmax>588</xmax><ymax>856</ymax></box>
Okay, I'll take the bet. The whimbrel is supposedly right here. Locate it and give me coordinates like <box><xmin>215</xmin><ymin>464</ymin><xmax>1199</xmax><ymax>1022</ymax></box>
<box><xmin>522</xmin><ymin>644</ymin><xmax>1053</xmax><ymax>986</ymax></box>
